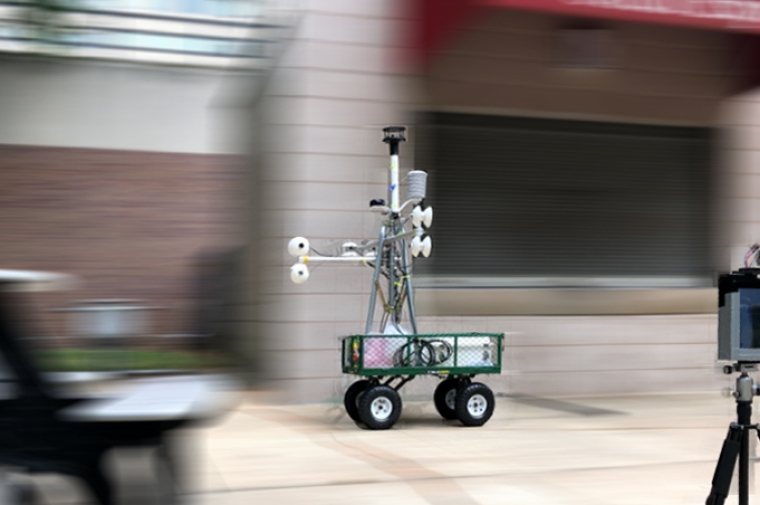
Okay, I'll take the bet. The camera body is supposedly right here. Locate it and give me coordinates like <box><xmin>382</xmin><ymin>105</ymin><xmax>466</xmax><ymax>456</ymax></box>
<box><xmin>718</xmin><ymin>269</ymin><xmax>760</xmax><ymax>362</ymax></box>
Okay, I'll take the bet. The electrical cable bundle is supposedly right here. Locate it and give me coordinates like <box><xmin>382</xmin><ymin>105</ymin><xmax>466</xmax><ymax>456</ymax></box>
<box><xmin>392</xmin><ymin>338</ymin><xmax>453</xmax><ymax>367</ymax></box>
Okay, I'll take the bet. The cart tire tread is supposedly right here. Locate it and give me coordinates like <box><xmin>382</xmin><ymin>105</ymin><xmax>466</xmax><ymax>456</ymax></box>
<box><xmin>344</xmin><ymin>380</ymin><xmax>370</xmax><ymax>422</ymax></box>
<box><xmin>456</xmin><ymin>382</ymin><xmax>494</xmax><ymax>427</ymax></box>
<box><xmin>358</xmin><ymin>385</ymin><xmax>402</xmax><ymax>430</ymax></box>
<box><xmin>434</xmin><ymin>379</ymin><xmax>459</xmax><ymax>420</ymax></box>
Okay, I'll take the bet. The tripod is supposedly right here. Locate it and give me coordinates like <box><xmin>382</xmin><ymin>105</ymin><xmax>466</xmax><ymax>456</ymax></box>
<box><xmin>707</xmin><ymin>363</ymin><xmax>760</xmax><ymax>505</ymax></box>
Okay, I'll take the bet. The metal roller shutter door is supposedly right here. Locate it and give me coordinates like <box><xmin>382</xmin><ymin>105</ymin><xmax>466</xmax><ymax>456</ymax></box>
<box><xmin>414</xmin><ymin>112</ymin><xmax>713</xmax><ymax>285</ymax></box>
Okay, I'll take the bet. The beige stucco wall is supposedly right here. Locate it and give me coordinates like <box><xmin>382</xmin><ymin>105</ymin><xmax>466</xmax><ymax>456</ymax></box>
<box><xmin>404</xmin><ymin>10</ymin><xmax>740</xmax><ymax>399</ymax></box>
<box><xmin>252</xmin><ymin>0</ymin><xmax>418</xmax><ymax>400</ymax></box>
<box><xmin>252</xmin><ymin>3</ymin><xmax>754</xmax><ymax>402</ymax></box>
<box><xmin>0</xmin><ymin>56</ymin><xmax>248</xmax><ymax>154</ymax></box>
<box><xmin>719</xmin><ymin>90</ymin><xmax>760</xmax><ymax>271</ymax></box>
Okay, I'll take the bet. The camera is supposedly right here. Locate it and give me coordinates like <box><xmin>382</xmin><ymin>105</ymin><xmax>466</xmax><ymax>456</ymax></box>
<box><xmin>718</xmin><ymin>268</ymin><xmax>760</xmax><ymax>362</ymax></box>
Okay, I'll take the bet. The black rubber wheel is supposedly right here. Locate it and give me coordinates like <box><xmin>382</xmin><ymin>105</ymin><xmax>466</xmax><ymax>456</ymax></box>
<box><xmin>358</xmin><ymin>385</ymin><xmax>402</xmax><ymax>430</ymax></box>
<box><xmin>434</xmin><ymin>379</ymin><xmax>459</xmax><ymax>420</ymax></box>
<box><xmin>344</xmin><ymin>380</ymin><xmax>370</xmax><ymax>422</ymax></box>
<box><xmin>455</xmin><ymin>382</ymin><xmax>494</xmax><ymax>427</ymax></box>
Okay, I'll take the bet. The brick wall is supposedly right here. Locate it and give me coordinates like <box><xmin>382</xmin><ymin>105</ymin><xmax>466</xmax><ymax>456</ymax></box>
<box><xmin>0</xmin><ymin>144</ymin><xmax>245</xmax><ymax>344</ymax></box>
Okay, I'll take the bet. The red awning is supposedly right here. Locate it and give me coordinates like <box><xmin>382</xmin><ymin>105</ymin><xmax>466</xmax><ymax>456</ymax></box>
<box><xmin>413</xmin><ymin>0</ymin><xmax>760</xmax><ymax>66</ymax></box>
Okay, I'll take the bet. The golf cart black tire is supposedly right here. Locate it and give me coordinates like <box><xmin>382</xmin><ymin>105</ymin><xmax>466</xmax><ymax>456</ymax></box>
<box><xmin>7</xmin><ymin>477</ymin><xmax>36</xmax><ymax>505</ymax></box>
<box><xmin>433</xmin><ymin>379</ymin><xmax>459</xmax><ymax>420</ymax></box>
<box><xmin>358</xmin><ymin>385</ymin><xmax>402</xmax><ymax>430</ymax></box>
<box><xmin>344</xmin><ymin>380</ymin><xmax>370</xmax><ymax>422</ymax></box>
<box><xmin>455</xmin><ymin>382</ymin><xmax>494</xmax><ymax>427</ymax></box>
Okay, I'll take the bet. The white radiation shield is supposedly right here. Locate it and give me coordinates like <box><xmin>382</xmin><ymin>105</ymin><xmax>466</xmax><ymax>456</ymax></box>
<box><xmin>288</xmin><ymin>237</ymin><xmax>310</xmax><ymax>257</ymax></box>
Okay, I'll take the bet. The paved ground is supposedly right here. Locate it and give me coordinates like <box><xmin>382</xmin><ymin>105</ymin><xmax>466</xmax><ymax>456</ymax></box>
<box><xmin>26</xmin><ymin>389</ymin><xmax>759</xmax><ymax>504</ymax></box>
<box><xmin>190</xmin><ymin>390</ymin><xmax>748</xmax><ymax>505</ymax></box>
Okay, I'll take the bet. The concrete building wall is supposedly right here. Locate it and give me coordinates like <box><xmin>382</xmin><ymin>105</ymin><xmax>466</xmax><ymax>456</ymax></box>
<box><xmin>424</xmin><ymin>10</ymin><xmax>739</xmax><ymax>125</ymax></box>
<box><xmin>0</xmin><ymin>56</ymin><xmax>251</xmax><ymax>154</ymax></box>
<box><xmin>720</xmin><ymin>91</ymin><xmax>760</xmax><ymax>271</ymax></box>
<box><xmin>254</xmin><ymin>0</ymin><xmax>419</xmax><ymax>400</ymax></box>
<box><xmin>407</xmin><ymin>11</ymin><xmax>740</xmax><ymax>399</ymax></box>
<box><xmin>254</xmin><ymin>4</ymin><xmax>756</xmax><ymax>402</ymax></box>
<box><xmin>0</xmin><ymin>56</ymin><xmax>252</xmax><ymax>341</ymax></box>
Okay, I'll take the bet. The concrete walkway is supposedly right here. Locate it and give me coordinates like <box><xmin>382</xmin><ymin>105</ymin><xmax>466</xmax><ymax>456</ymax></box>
<box><xmin>178</xmin><ymin>390</ymin><xmax>748</xmax><ymax>505</ymax></box>
<box><xmin>21</xmin><ymin>388</ymin><xmax>757</xmax><ymax>504</ymax></box>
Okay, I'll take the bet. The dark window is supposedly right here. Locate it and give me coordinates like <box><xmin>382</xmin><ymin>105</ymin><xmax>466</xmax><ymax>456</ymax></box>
<box><xmin>414</xmin><ymin>112</ymin><xmax>713</xmax><ymax>286</ymax></box>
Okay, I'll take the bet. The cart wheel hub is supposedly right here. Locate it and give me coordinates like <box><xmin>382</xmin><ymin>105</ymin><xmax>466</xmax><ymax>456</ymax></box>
<box><xmin>370</xmin><ymin>396</ymin><xmax>393</xmax><ymax>420</ymax></box>
<box><xmin>467</xmin><ymin>394</ymin><xmax>487</xmax><ymax>418</ymax></box>
<box><xmin>445</xmin><ymin>388</ymin><xmax>457</xmax><ymax>410</ymax></box>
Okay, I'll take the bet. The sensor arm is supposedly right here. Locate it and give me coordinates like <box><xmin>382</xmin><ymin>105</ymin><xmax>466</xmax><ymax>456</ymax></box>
<box><xmin>297</xmin><ymin>255</ymin><xmax>376</xmax><ymax>265</ymax></box>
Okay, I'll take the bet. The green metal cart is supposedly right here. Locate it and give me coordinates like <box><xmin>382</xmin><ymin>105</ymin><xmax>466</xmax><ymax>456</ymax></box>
<box><xmin>341</xmin><ymin>332</ymin><xmax>504</xmax><ymax>429</ymax></box>
<box><xmin>287</xmin><ymin>127</ymin><xmax>506</xmax><ymax>430</ymax></box>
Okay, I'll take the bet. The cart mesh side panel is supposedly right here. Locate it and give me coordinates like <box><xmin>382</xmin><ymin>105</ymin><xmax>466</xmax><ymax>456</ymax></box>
<box><xmin>341</xmin><ymin>333</ymin><xmax>503</xmax><ymax>376</ymax></box>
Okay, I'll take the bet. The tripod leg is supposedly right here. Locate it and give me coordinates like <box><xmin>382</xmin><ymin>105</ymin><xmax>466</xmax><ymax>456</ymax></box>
<box><xmin>741</xmin><ymin>423</ymin><xmax>750</xmax><ymax>505</ymax></box>
<box><xmin>707</xmin><ymin>424</ymin><xmax>744</xmax><ymax>505</ymax></box>
<box><xmin>738</xmin><ymin>402</ymin><xmax>753</xmax><ymax>505</ymax></box>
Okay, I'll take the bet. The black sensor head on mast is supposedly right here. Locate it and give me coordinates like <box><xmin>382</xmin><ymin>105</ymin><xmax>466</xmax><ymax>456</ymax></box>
<box><xmin>383</xmin><ymin>126</ymin><xmax>406</xmax><ymax>143</ymax></box>
<box><xmin>383</xmin><ymin>126</ymin><xmax>406</xmax><ymax>156</ymax></box>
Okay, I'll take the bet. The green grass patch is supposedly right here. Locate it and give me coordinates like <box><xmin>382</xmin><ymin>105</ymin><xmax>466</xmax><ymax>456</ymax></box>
<box><xmin>33</xmin><ymin>348</ymin><xmax>229</xmax><ymax>372</ymax></box>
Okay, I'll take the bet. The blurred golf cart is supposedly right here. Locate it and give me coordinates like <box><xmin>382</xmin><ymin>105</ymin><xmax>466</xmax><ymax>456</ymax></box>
<box><xmin>0</xmin><ymin>269</ymin><xmax>241</xmax><ymax>505</ymax></box>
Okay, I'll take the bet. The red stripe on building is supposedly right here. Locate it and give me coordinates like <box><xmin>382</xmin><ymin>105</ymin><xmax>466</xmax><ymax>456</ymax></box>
<box><xmin>410</xmin><ymin>0</ymin><xmax>760</xmax><ymax>67</ymax></box>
